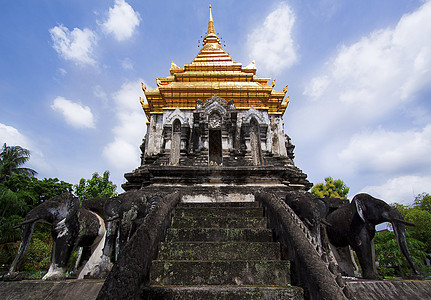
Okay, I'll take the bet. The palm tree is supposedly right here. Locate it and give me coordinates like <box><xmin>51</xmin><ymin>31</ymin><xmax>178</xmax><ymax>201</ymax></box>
<box><xmin>0</xmin><ymin>143</ymin><xmax>37</xmax><ymax>182</ymax></box>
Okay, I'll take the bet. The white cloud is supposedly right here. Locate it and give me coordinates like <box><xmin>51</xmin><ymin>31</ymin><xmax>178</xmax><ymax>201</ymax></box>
<box><xmin>103</xmin><ymin>138</ymin><xmax>139</xmax><ymax>170</ymax></box>
<box><xmin>51</xmin><ymin>97</ymin><xmax>95</xmax><ymax>128</ymax></box>
<box><xmin>49</xmin><ymin>25</ymin><xmax>97</xmax><ymax>66</ymax></box>
<box><xmin>338</xmin><ymin>125</ymin><xmax>431</xmax><ymax>175</ymax></box>
<box><xmin>0</xmin><ymin>123</ymin><xmax>32</xmax><ymax>148</ymax></box>
<box><xmin>0</xmin><ymin>123</ymin><xmax>50</xmax><ymax>173</ymax></box>
<box><xmin>247</xmin><ymin>2</ymin><xmax>297</xmax><ymax>73</ymax></box>
<box><xmin>291</xmin><ymin>1</ymin><xmax>431</xmax><ymax>148</ymax></box>
<box><xmin>288</xmin><ymin>2</ymin><xmax>431</xmax><ymax>199</ymax></box>
<box><xmin>361</xmin><ymin>176</ymin><xmax>431</xmax><ymax>205</ymax></box>
<box><xmin>103</xmin><ymin>80</ymin><xmax>147</xmax><ymax>171</ymax></box>
<box><xmin>101</xmin><ymin>0</ymin><xmax>140</xmax><ymax>41</ymax></box>
<box><xmin>303</xmin><ymin>1</ymin><xmax>431</xmax><ymax>112</ymax></box>
<box><xmin>121</xmin><ymin>57</ymin><xmax>134</xmax><ymax>70</ymax></box>
<box><xmin>58</xmin><ymin>68</ymin><xmax>67</xmax><ymax>76</ymax></box>
<box><xmin>93</xmin><ymin>85</ymin><xmax>107</xmax><ymax>100</ymax></box>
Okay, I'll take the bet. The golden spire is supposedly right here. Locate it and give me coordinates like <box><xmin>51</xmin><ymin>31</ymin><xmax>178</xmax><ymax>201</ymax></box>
<box><xmin>203</xmin><ymin>4</ymin><xmax>220</xmax><ymax>46</ymax></box>
<box><xmin>141</xmin><ymin>3</ymin><xmax>289</xmax><ymax>119</ymax></box>
<box><xmin>207</xmin><ymin>4</ymin><xmax>215</xmax><ymax>34</ymax></box>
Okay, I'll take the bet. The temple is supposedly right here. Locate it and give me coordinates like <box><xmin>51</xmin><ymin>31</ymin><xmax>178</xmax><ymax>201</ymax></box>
<box><xmin>5</xmin><ymin>6</ymin><xmax>426</xmax><ymax>300</ymax></box>
<box><xmin>123</xmin><ymin>5</ymin><xmax>311</xmax><ymax>192</ymax></box>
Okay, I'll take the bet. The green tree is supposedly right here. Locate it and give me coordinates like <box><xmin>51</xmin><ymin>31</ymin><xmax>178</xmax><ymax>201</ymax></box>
<box><xmin>393</xmin><ymin>197</ymin><xmax>431</xmax><ymax>253</ymax></box>
<box><xmin>311</xmin><ymin>176</ymin><xmax>350</xmax><ymax>198</ymax></box>
<box><xmin>374</xmin><ymin>230</ymin><xmax>427</xmax><ymax>278</ymax></box>
<box><xmin>375</xmin><ymin>195</ymin><xmax>431</xmax><ymax>278</ymax></box>
<box><xmin>414</xmin><ymin>193</ymin><xmax>431</xmax><ymax>214</ymax></box>
<box><xmin>0</xmin><ymin>143</ymin><xmax>37</xmax><ymax>182</ymax></box>
<box><xmin>1</xmin><ymin>174</ymin><xmax>73</xmax><ymax>214</ymax></box>
<box><xmin>74</xmin><ymin>171</ymin><xmax>117</xmax><ymax>203</ymax></box>
<box><xmin>0</xmin><ymin>174</ymin><xmax>72</xmax><ymax>271</ymax></box>
<box><xmin>0</xmin><ymin>144</ymin><xmax>72</xmax><ymax>276</ymax></box>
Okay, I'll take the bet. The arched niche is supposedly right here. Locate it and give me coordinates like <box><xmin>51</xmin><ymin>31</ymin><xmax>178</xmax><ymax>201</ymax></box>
<box><xmin>208</xmin><ymin>111</ymin><xmax>222</xmax><ymax>165</ymax></box>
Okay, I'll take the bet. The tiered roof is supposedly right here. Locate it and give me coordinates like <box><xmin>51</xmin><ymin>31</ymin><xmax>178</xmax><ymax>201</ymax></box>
<box><xmin>141</xmin><ymin>5</ymin><xmax>288</xmax><ymax>119</ymax></box>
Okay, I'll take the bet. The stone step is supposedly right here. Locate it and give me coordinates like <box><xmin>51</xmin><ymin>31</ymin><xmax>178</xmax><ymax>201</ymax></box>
<box><xmin>179</xmin><ymin>202</ymin><xmax>259</xmax><ymax>208</ymax></box>
<box><xmin>171</xmin><ymin>216</ymin><xmax>267</xmax><ymax>229</ymax></box>
<box><xmin>158</xmin><ymin>242</ymin><xmax>281</xmax><ymax>260</ymax></box>
<box><xmin>150</xmin><ymin>260</ymin><xmax>291</xmax><ymax>286</ymax></box>
<box><xmin>165</xmin><ymin>228</ymin><xmax>273</xmax><ymax>242</ymax></box>
<box><xmin>174</xmin><ymin>207</ymin><xmax>263</xmax><ymax>218</ymax></box>
<box><xmin>141</xmin><ymin>285</ymin><xmax>304</xmax><ymax>299</ymax></box>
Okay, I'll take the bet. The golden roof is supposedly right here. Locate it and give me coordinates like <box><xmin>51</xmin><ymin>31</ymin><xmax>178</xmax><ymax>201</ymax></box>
<box><xmin>141</xmin><ymin>5</ymin><xmax>288</xmax><ymax>119</ymax></box>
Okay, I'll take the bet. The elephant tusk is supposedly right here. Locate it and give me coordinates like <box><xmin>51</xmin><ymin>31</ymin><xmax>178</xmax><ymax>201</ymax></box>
<box><xmin>13</xmin><ymin>218</ymin><xmax>38</xmax><ymax>228</ymax></box>
<box><xmin>320</xmin><ymin>219</ymin><xmax>332</xmax><ymax>227</ymax></box>
<box><xmin>393</xmin><ymin>218</ymin><xmax>415</xmax><ymax>227</ymax></box>
<box><xmin>304</xmin><ymin>218</ymin><xmax>313</xmax><ymax>228</ymax></box>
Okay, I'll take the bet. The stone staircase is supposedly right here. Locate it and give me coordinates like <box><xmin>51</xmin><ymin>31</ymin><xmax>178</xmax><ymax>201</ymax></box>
<box><xmin>142</xmin><ymin>201</ymin><xmax>304</xmax><ymax>299</ymax></box>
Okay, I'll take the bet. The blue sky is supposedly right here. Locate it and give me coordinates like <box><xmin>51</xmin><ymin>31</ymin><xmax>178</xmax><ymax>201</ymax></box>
<box><xmin>1</xmin><ymin>0</ymin><xmax>431</xmax><ymax>205</ymax></box>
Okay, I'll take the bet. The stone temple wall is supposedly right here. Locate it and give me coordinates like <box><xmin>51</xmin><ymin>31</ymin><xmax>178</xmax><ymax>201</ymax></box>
<box><xmin>141</xmin><ymin>95</ymin><xmax>294</xmax><ymax>168</ymax></box>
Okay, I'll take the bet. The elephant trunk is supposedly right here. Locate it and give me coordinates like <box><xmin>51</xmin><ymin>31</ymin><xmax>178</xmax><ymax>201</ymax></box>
<box><xmin>390</xmin><ymin>209</ymin><xmax>420</xmax><ymax>275</ymax></box>
<box><xmin>8</xmin><ymin>223</ymin><xmax>35</xmax><ymax>273</ymax></box>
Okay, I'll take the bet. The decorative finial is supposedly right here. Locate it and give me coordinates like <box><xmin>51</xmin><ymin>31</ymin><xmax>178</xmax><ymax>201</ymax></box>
<box><xmin>202</xmin><ymin>3</ymin><xmax>220</xmax><ymax>46</ymax></box>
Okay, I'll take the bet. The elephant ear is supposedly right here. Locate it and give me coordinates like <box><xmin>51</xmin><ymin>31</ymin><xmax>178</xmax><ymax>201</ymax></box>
<box><xmin>354</xmin><ymin>196</ymin><xmax>366</xmax><ymax>223</ymax></box>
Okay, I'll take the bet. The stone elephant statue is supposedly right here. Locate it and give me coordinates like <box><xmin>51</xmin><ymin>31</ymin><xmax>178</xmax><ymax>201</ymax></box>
<box><xmin>284</xmin><ymin>191</ymin><xmax>330</xmax><ymax>244</ymax></box>
<box><xmin>90</xmin><ymin>190</ymin><xmax>161</xmax><ymax>278</ymax></box>
<box><xmin>325</xmin><ymin>193</ymin><xmax>419</xmax><ymax>279</ymax></box>
<box><xmin>6</xmin><ymin>193</ymin><xmax>107</xmax><ymax>280</ymax></box>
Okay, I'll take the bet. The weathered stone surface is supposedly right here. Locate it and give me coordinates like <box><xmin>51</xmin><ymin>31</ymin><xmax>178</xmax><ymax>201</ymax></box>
<box><xmin>123</xmin><ymin>165</ymin><xmax>312</xmax><ymax>191</ymax></box>
<box><xmin>158</xmin><ymin>242</ymin><xmax>281</xmax><ymax>260</ymax></box>
<box><xmin>182</xmin><ymin>193</ymin><xmax>255</xmax><ymax>203</ymax></box>
<box><xmin>255</xmin><ymin>192</ymin><xmax>349</xmax><ymax>300</ymax></box>
<box><xmin>96</xmin><ymin>192</ymin><xmax>181</xmax><ymax>300</ymax></box>
<box><xmin>149</xmin><ymin>201</ymin><xmax>293</xmax><ymax>294</ymax></box>
<box><xmin>165</xmin><ymin>228</ymin><xmax>273</xmax><ymax>242</ymax></box>
<box><xmin>151</xmin><ymin>260</ymin><xmax>291</xmax><ymax>286</ymax></box>
<box><xmin>0</xmin><ymin>279</ymin><xmax>104</xmax><ymax>300</ymax></box>
<box><xmin>175</xmin><ymin>206</ymin><xmax>263</xmax><ymax>218</ymax></box>
<box><xmin>2</xmin><ymin>278</ymin><xmax>429</xmax><ymax>300</ymax></box>
<box><xmin>141</xmin><ymin>285</ymin><xmax>304</xmax><ymax>300</ymax></box>
<box><xmin>179</xmin><ymin>202</ymin><xmax>259</xmax><ymax>207</ymax></box>
<box><xmin>347</xmin><ymin>280</ymin><xmax>431</xmax><ymax>300</ymax></box>
<box><xmin>172</xmin><ymin>216</ymin><xmax>267</xmax><ymax>229</ymax></box>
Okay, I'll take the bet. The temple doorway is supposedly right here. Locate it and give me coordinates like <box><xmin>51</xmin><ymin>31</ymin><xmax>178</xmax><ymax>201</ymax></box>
<box><xmin>209</xmin><ymin>129</ymin><xmax>222</xmax><ymax>165</ymax></box>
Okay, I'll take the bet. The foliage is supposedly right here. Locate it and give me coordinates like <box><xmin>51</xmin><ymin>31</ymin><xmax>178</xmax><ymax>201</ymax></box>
<box><xmin>21</xmin><ymin>224</ymin><xmax>52</xmax><ymax>273</ymax></box>
<box><xmin>0</xmin><ymin>186</ymin><xmax>30</xmax><ymax>220</ymax></box>
<box><xmin>0</xmin><ymin>144</ymin><xmax>74</xmax><ymax>277</ymax></box>
<box><xmin>375</xmin><ymin>230</ymin><xmax>427</xmax><ymax>278</ymax></box>
<box><xmin>74</xmin><ymin>171</ymin><xmax>117</xmax><ymax>203</ymax></box>
<box><xmin>0</xmin><ymin>174</ymin><xmax>72</xmax><ymax>217</ymax></box>
<box><xmin>0</xmin><ymin>174</ymin><xmax>73</xmax><ymax>245</ymax></box>
<box><xmin>0</xmin><ymin>242</ymin><xmax>19</xmax><ymax>270</ymax></box>
<box><xmin>0</xmin><ymin>143</ymin><xmax>37</xmax><ymax>182</ymax></box>
<box><xmin>375</xmin><ymin>193</ymin><xmax>431</xmax><ymax>278</ymax></box>
<box><xmin>311</xmin><ymin>176</ymin><xmax>350</xmax><ymax>198</ymax></box>
<box><xmin>414</xmin><ymin>193</ymin><xmax>431</xmax><ymax>214</ymax></box>
<box><xmin>0</xmin><ymin>175</ymin><xmax>71</xmax><ymax>271</ymax></box>
<box><xmin>0</xmin><ymin>215</ymin><xmax>24</xmax><ymax>245</ymax></box>
<box><xmin>392</xmin><ymin>197</ymin><xmax>431</xmax><ymax>253</ymax></box>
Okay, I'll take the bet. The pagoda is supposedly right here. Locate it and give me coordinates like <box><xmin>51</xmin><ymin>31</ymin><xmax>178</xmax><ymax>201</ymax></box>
<box><xmin>99</xmin><ymin>7</ymin><xmax>351</xmax><ymax>300</ymax></box>
<box><xmin>123</xmin><ymin>5</ymin><xmax>311</xmax><ymax>193</ymax></box>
